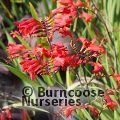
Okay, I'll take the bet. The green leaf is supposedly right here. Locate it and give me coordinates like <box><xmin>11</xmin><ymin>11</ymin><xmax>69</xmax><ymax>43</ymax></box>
<box><xmin>114</xmin><ymin>110</ymin><xmax>120</xmax><ymax>120</ymax></box>
<box><xmin>81</xmin><ymin>109</ymin><xmax>93</xmax><ymax>120</ymax></box>
<box><xmin>36</xmin><ymin>77</ymin><xmax>47</xmax><ymax>88</ymax></box>
<box><xmin>10</xmin><ymin>102</ymin><xmax>49</xmax><ymax>113</ymax></box>
<box><xmin>29</xmin><ymin>2</ymin><xmax>38</xmax><ymax>19</ymax></box>
<box><xmin>42</xmin><ymin>75</ymin><xmax>54</xmax><ymax>86</ymax></box>
<box><xmin>5</xmin><ymin>65</ymin><xmax>40</xmax><ymax>89</ymax></box>
<box><xmin>84</xmin><ymin>21</ymin><xmax>94</xmax><ymax>39</ymax></box>
<box><xmin>67</xmin><ymin>82</ymin><xmax>80</xmax><ymax>91</ymax></box>
<box><xmin>100</xmin><ymin>112</ymin><xmax>113</xmax><ymax>120</ymax></box>
<box><xmin>10</xmin><ymin>0</ymin><xmax>24</xmax><ymax>3</ymax></box>
<box><xmin>0</xmin><ymin>39</ymin><xmax>6</xmax><ymax>50</ymax></box>
<box><xmin>0</xmin><ymin>1</ymin><xmax>13</xmax><ymax>18</ymax></box>
<box><xmin>55</xmin><ymin>71</ymin><xmax>63</xmax><ymax>84</ymax></box>
<box><xmin>15</xmin><ymin>34</ymin><xmax>30</xmax><ymax>48</ymax></box>
<box><xmin>73</xmin><ymin>18</ymin><xmax>78</xmax><ymax>32</ymax></box>
<box><xmin>42</xmin><ymin>0</ymin><xmax>50</xmax><ymax>14</ymax></box>
<box><xmin>50</xmin><ymin>0</ymin><xmax>57</xmax><ymax>9</ymax></box>
<box><xmin>66</xmin><ymin>67</ymin><xmax>73</xmax><ymax>88</ymax></box>
<box><xmin>4</xmin><ymin>30</ymin><xmax>15</xmax><ymax>43</ymax></box>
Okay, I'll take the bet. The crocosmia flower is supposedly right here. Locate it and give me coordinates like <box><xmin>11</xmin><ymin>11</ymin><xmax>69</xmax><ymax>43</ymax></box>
<box><xmin>112</xmin><ymin>73</ymin><xmax>120</xmax><ymax>86</ymax></box>
<box><xmin>59</xmin><ymin>0</ymin><xmax>73</xmax><ymax>5</ymax></box>
<box><xmin>86</xmin><ymin>104</ymin><xmax>100</xmax><ymax>117</ymax></box>
<box><xmin>14</xmin><ymin>18</ymin><xmax>42</xmax><ymax>37</ymax></box>
<box><xmin>80</xmin><ymin>12</ymin><xmax>93</xmax><ymax>22</ymax></box>
<box><xmin>7</xmin><ymin>43</ymin><xmax>26</xmax><ymax>59</ymax></box>
<box><xmin>104</xmin><ymin>95</ymin><xmax>118</xmax><ymax>110</ymax></box>
<box><xmin>91</xmin><ymin>62</ymin><xmax>104</xmax><ymax>74</ymax></box>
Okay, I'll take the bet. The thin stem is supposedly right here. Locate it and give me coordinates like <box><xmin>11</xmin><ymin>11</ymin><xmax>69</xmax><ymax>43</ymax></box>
<box><xmin>70</xmin><ymin>68</ymin><xmax>84</xmax><ymax>86</ymax></box>
<box><xmin>91</xmin><ymin>0</ymin><xmax>118</xmax><ymax>73</ymax></box>
<box><xmin>86</xmin><ymin>77</ymin><xmax>95</xmax><ymax>85</ymax></box>
<box><xmin>82</xmin><ymin>64</ymin><xmax>88</xmax><ymax>86</ymax></box>
<box><xmin>51</xmin><ymin>74</ymin><xmax>66</xmax><ymax>89</ymax></box>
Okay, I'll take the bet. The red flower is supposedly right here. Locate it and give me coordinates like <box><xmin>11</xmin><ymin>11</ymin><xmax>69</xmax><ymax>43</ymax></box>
<box><xmin>62</xmin><ymin>106</ymin><xmax>77</xmax><ymax>118</ymax></box>
<box><xmin>54</xmin><ymin>57</ymin><xmax>65</xmax><ymax>68</ymax></box>
<box><xmin>51</xmin><ymin>42</ymin><xmax>69</xmax><ymax>57</ymax></box>
<box><xmin>20</xmin><ymin>59</ymin><xmax>58</xmax><ymax>80</ymax></box>
<box><xmin>87</xmin><ymin>44</ymin><xmax>105</xmax><ymax>54</ymax></box>
<box><xmin>112</xmin><ymin>73</ymin><xmax>120</xmax><ymax>86</ymax></box>
<box><xmin>53</xmin><ymin>14</ymin><xmax>73</xmax><ymax>37</ymax></box>
<box><xmin>51</xmin><ymin>0</ymin><xmax>85</xmax><ymax>38</ymax></box>
<box><xmin>22</xmin><ymin>110</ymin><xmax>27</xmax><ymax>120</ymax></box>
<box><xmin>104</xmin><ymin>95</ymin><xmax>118</xmax><ymax>110</ymax></box>
<box><xmin>86</xmin><ymin>104</ymin><xmax>100</xmax><ymax>117</ymax></box>
<box><xmin>64</xmin><ymin>107</ymin><xmax>74</xmax><ymax>118</ymax></box>
<box><xmin>77</xmin><ymin>37</ymin><xmax>91</xmax><ymax>49</ymax></box>
<box><xmin>20</xmin><ymin>59</ymin><xmax>43</xmax><ymax>80</ymax></box>
<box><xmin>52</xmin><ymin>7</ymin><xmax>71</xmax><ymax>15</ymax></box>
<box><xmin>7</xmin><ymin>43</ymin><xmax>26</xmax><ymax>59</ymax></box>
<box><xmin>6</xmin><ymin>109</ymin><xmax>12</xmax><ymax>119</ymax></box>
<box><xmin>53</xmin><ymin>0</ymin><xmax>84</xmax><ymax>15</ymax></box>
<box><xmin>52</xmin><ymin>4</ymin><xmax>77</xmax><ymax>18</ymax></box>
<box><xmin>91</xmin><ymin>62</ymin><xmax>104</xmax><ymax>74</ymax></box>
<box><xmin>106</xmin><ymin>89</ymin><xmax>115</xmax><ymax>95</ymax></box>
<box><xmin>59</xmin><ymin>0</ymin><xmax>73</xmax><ymax>5</ymax></box>
<box><xmin>78</xmin><ymin>37</ymin><xmax>105</xmax><ymax>54</ymax></box>
<box><xmin>63</xmin><ymin>55</ymin><xmax>82</xmax><ymax>68</ymax></box>
<box><xmin>52</xmin><ymin>0</ymin><xmax>80</xmax><ymax>35</ymax></box>
<box><xmin>33</xmin><ymin>45</ymin><xmax>51</xmax><ymax>58</ymax></box>
<box><xmin>59</xmin><ymin>27</ymin><xmax>73</xmax><ymax>38</ymax></box>
<box><xmin>59</xmin><ymin>0</ymin><xmax>84</xmax><ymax>8</ymax></box>
<box><xmin>14</xmin><ymin>18</ymin><xmax>42</xmax><ymax>37</ymax></box>
<box><xmin>75</xmin><ymin>0</ymin><xmax>84</xmax><ymax>7</ymax></box>
<box><xmin>15</xmin><ymin>42</ymin><xmax>70</xmax><ymax>79</ymax></box>
<box><xmin>0</xmin><ymin>112</ymin><xmax>5</xmax><ymax>120</ymax></box>
<box><xmin>80</xmin><ymin>12</ymin><xmax>93</xmax><ymax>22</ymax></box>
<box><xmin>106</xmin><ymin>102</ymin><xmax>118</xmax><ymax>110</ymax></box>
<box><xmin>54</xmin><ymin>15</ymin><xmax>72</xmax><ymax>29</ymax></box>
<box><xmin>10</xmin><ymin>30</ymin><xmax>20</xmax><ymax>38</ymax></box>
<box><xmin>0</xmin><ymin>108</ymin><xmax>12</xmax><ymax>120</ymax></box>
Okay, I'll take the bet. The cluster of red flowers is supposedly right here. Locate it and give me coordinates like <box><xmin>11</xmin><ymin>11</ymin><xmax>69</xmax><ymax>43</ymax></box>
<box><xmin>7</xmin><ymin>37</ymin><xmax>105</xmax><ymax>80</ymax></box>
<box><xmin>57</xmin><ymin>91</ymin><xmax>118</xmax><ymax>119</ymax></box>
<box><xmin>7</xmin><ymin>43</ymin><xmax>26</xmax><ymax>59</ymax></box>
<box><xmin>11</xmin><ymin>0</ymin><xmax>93</xmax><ymax>40</ymax></box>
<box><xmin>57</xmin><ymin>104</ymin><xmax>100</xmax><ymax>119</ymax></box>
<box><xmin>76</xmin><ymin>37</ymin><xmax>105</xmax><ymax>73</ymax></box>
<box><xmin>7</xmin><ymin>0</ymin><xmax>104</xmax><ymax>80</ymax></box>
<box><xmin>104</xmin><ymin>95</ymin><xmax>118</xmax><ymax>110</ymax></box>
<box><xmin>11</xmin><ymin>16</ymin><xmax>54</xmax><ymax>41</ymax></box>
<box><xmin>7</xmin><ymin>42</ymin><xmax>67</xmax><ymax>79</ymax></box>
<box><xmin>0</xmin><ymin>107</ymin><xmax>27</xmax><ymax>120</ymax></box>
<box><xmin>14</xmin><ymin>18</ymin><xmax>42</xmax><ymax>37</ymax></box>
<box><xmin>52</xmin><ymin>0</ymin><xmax>93</xmax><ymax>37</ymax></box>
<box><xmin>104</xmin><ymin>90</ymin><xmax>118</xmax><ymax>110</ymax></box>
